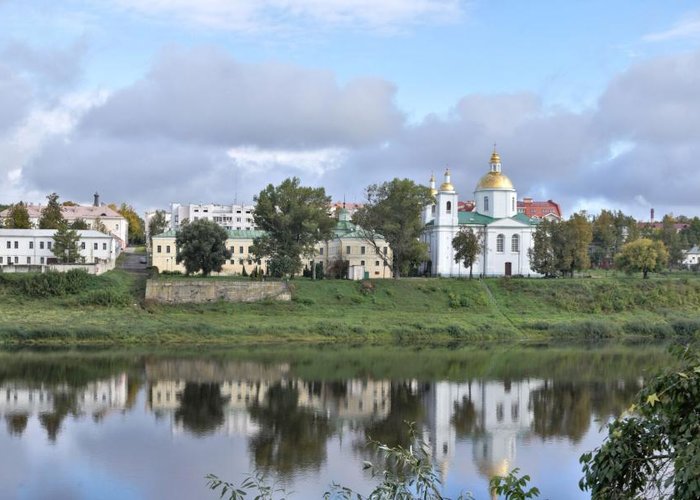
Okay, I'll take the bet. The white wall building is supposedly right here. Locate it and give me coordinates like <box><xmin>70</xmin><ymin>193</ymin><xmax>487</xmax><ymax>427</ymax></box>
<box><xmin>421</xmin><ymin>150</ymin><xmax>539</xmax><ymax>277</ymax></box>
<box><xmin>683</xmin><ymin>246</ymin><xmax>700</xmax><ymax>268</ymax></box>
<box><xmin>0</xmin><ymin>229</ymin><xmax>120</xmax><ymax>271</ymax></box>
<box><xmin>0</xmin><ymin>194</ymin><xmax>128</xmax><ymax>248</ymax></box>
<box><xmin>169</xmin><ymin>203</ymin><xmax>257</xmax><ymax>231</ymax></box>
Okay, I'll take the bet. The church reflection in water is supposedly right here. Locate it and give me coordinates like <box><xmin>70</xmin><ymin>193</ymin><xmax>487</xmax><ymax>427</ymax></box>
<box><xmin>1</xmin><ymin>357</ymin><xmax>643</xmax><ymax>484</ymax></box>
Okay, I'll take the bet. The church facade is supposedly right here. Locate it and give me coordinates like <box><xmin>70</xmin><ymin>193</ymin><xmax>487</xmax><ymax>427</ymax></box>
<box><xmin>421</xmin><ymin>150</ymin><xmax>539</xmax><ymax>277</ymax></box>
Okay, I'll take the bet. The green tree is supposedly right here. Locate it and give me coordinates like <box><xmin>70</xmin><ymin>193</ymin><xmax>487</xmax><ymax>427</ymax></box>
<box><xmin>559</xmin><ymin>213</ymin><xmax>593</xmax><ymax>277</ymax></box>
<box><xmin>452</xmin><ymin>227</ymin><xmax>482</xmax><ymax>279</ymax></box>
<box><xmin>148</xmin><ymin>210</ymin><xmax>168</xmax><ymax>241</ymax></box>
<box><xmin>580</xmin><ymin>347</ymin><xmax>700</xmax><ymax>499</ymax></box>
<box><xmin>92</xmin><ymin>217</ymin><xmax>109</xmax><ymax>234</ymax></box>
<box><xmin>4</xmin><ymin>201</ymin><xmax>32</xmax><ymax>229</ymax></box>
<box><xmin>251</xmin><ymin>177</ymin><xmax>334</xmax><ymax>278</ymax></box>
<box><xmin>52</xmin><ymin>222</ymin><xmax>81</xmax><ymax>263</ymax></box>
<box><xmin>39</xmin><ymin>192</ymin><xmax>65</xmax><ymax>229</ymax></box>
<box><xmin>352</xmin><ymin>179</ymin><xmax>432</xmax><ymax>278</ymax></box>
<box><xmin>528</xmin><ymin>219</ymin><xmax>558</xmax><ymax>277</ymax></box>
<box><xmin>659</xmin><ymin>214</ymin><xmax>683</xmax><ymax>269</ymax></box>
<box><xmin>70</xmin><ymin>218</ymin><xmax>89</xmax><ymax>230</ymax></box>
<box><xmin>591</xmin><ymin>210</ymin><xmax>616</xmax><ymax>267</ymax></box>
<box><xmin>614</xmin><ymin>238</ymin><xmax>669</xmax><ymax>279</ymax></box>
<box><xmin>175</xmin><ymin>219</ymin><xmax>230</xmax><ymax>276</ymax></box>
<box><xmin>680</xmin><ymin>216</ymin><xmax>700</xmax><ymax>247</ymax></box>
<box><xmin>114</xmin><ymin>203</ymin><xmax>145</xmax><ymax>245</ymax></box>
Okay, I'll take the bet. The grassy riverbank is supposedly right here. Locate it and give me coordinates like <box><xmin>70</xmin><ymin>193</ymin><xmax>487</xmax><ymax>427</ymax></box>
<box><xmin>1</xmin><ymin>270</ymin><xmax>699</xmax><ymax>344</ymax></box>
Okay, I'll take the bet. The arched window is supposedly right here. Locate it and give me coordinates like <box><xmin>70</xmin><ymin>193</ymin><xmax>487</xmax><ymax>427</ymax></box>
<box><xmin>446</xmin><ymin>201</ymin><xmax>452</xmax><ymax>214</ymax></box>
<box><xmin>511</xmin><ymin>234</ymin><xmax>520</xmax><ymax>252</ymax></box>
<box><xmin>496</xmin><ymin>234</ymin><xmax>505</xmax><ymax>253</ymax></box>
<box><xmin>484</xmin><ymin>196</ymin><xmax>489</xmax><ymax>212</ymax></box>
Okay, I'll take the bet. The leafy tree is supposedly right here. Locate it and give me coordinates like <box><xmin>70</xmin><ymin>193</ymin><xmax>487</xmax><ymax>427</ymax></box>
<box><xmin>591</xmin><ymin>210</ymin><xmax>617</xmax><ymax>267</ymax></box>
<box><xmin>659</xmin><ymin>214</ymin><xmax>684</xmax><ymax>269</ymax></box>
<box><xmin>61</xmin><ymin>200</ymin><xmax>79</xmax><ymax>207</ymax></box>
<box><xmin>580</xmin><ymin>347</ymin><xmax>700</xmax><ymax>499</ymax></box>
<box><xmin>4</xmin><ymin>201</ymin><xmax>32</xmax><ymax>229</ymax></box>
<box><xmin>92</xmin><ymin>217</ymin><xmax>109</xmax><ymax>234</ymax></box>
<box><xmin>452</xmin><ymin>227</ymin><xmax>482</xmax><ymax>279</ymax></box>
<box><xmin>52</xmin><ymin>222</ymin><xmax>81</xmax><ymax>263</ymax></box>
<box><xmin>558</xmin><ymin>213</ymin><xmax>592</xmax><ymax>277</ymax></box>
<box><xmin>352</xmin><ymin>179</ymin><xmax>432</xmax><ymax>278</ymax></box>
<box><xmin>528</xmin><ymin>219</ymin><xmax>558</xmax><ymax>277</ymax></box>
<box><xmin>39</xmin><ymin>192</ymin><xmax>65</xmax><ymax>229</ymax></box>
<box><xmin>175</xmin><ymin>219</ymin><xmax>230</xmax><ymax>276</ymax></box>
<box><xmin>148</xmin><ymin>210</ymin><xmax>168</xmax><ymax>241</ymax></box>
<box><xmin>680</xmin><ymin>216</ymin><xmax>700</xmax><ymax>247</ymax></box>
<box><xmin>252</xmin><ymin>177</ymin><xmax>334</xmax><ymax>278</ymax></box>
<box><xmin>114</xmin><ymin>203</ymin><xmax>145</xmax><ymax>245</ymax></box>
<box><xmin>614</xmin><ymin>238</ymin><xmax>669</xmax><ymax>279</ymax></box>
<box><xmin>70</xmin><ymin>218</ymin><xmax>90</xmax><ymax>230</ymax></box>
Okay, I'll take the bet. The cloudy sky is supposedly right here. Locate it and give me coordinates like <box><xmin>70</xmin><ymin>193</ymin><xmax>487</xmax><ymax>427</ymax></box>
<box><xmin>1</xmin><ymin>0</ymin><xmax>699</xmax><ymax>219</ymax></box>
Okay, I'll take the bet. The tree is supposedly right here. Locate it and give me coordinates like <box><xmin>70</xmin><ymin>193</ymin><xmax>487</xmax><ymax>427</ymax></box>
<box><xmin>580</xmin><ymin>347</ymin><xmax>700</xmax><ymax>499</ymax></box>
<box><xmin>148</xmin><ymin>210</ymin><xmax>168</xmax><ymax>241</ymax></box>
<box><xmin>4</xmin><ymin>202</ymin><xmax>32</xmax><ymax>229</ymax></box>
<box><xmin>680</xmin><ymin>216</ymin><xmax>700</xmax><ymax>247</ymax></box>
<box><xmin>39</xmin><ymin>192</ymin><xmax>65</xmax><ymax>229</ymax></box>
<box><xmin>251</xmin><ymin>177</ymin><xmax>334</xmax><ymax>278</ymax></box>
<box><xmin>92</xmin><ymin>217</ymin><xmax>109</xmax><ymax>234</ymax></box>
<box><xmin>352</xmin><ymin>179</ymin><xmax>433</xmax><ymax>278</ymax></box>
<box><xmin>659</xmin><ymin>214</ymin><xmax>683</xmax><ymax>269</ymax></box>
<box><xmin>615</xmin><ymin>238</ymin><xmax>669</xmax><ymax>279</ymax></box>
<box><xmin>175</xmin><ymin>219</ymin><xmax>230</xmax><ymax>276</ymax></box>
<box><xmin>559</xmin><ymin>213</ymin><xmax>593</xmax><ymax>277</ymax></box>
<box><xmin>70</xmin><ymin>218</ymin><xmax>90</xmax><ymax>230</ymax></box>
<box><xmin>528</xmin><ymin>219</ymin><xmax>558</xmax><ymax>277</ymax></box>
<box><xmin>52</xmin><ymin>222</ymin><xmax>81</xmax><ymax>263</ymax></box>
<box><xmin>113</xmin><ymin>203</ymin><xmax>145</xmax><ymax>245</ymax></box>
<box><xmin>452</xmin><ymin>227</ymin><xmax>482</xmax><ymax>279</ymax></box>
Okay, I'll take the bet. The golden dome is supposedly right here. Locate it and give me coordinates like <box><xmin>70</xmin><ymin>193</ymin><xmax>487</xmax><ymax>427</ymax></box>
<box><xmin>440</xmin><ymin>169</ymin><xmax>455</xmax><ymax>192</ymax></box>
<box><xmin>429</xmin><ymin>174</ymin><xmax>438</xmax><ymax>196</ymax></box>
<box><xmin>476</xmin><ymin>171</ymin><xmax>514</xmax><ymax>190</ymax></box>
<box><xmin>430</xmin><ymin>187</ymin><xmax>438</xmax><ymax>196</ymax></box>
<box><xmin>490</xmin><ymin>151</ymin><xmax>501</xmax><ymax>164</ymax></box>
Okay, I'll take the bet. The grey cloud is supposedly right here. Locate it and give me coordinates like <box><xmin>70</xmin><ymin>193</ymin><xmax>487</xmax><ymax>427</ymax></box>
<box><xmin>2</xmin><ymin>40</ymin><xmax>86</xmax><ymax>89</ymax></box>
<box><xmin>80</xmin><ymin>47</ymin><xmax>404</xmax><ymax>149</ymax></box>
<box><xmin>0</xmin><ymin>64</ymin><xmax>32</xmax><ymax>133</ymax></box>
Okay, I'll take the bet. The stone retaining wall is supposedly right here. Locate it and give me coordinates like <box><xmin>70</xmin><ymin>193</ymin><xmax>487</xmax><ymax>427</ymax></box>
<box><xmin>145</xmin><ymin>279</ymin><xmax>291</xmax><ymax>304</ymax></box>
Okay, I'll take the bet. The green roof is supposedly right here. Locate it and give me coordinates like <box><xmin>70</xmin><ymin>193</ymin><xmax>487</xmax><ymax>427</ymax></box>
<box><xmin>458</xmin><ymin>212</ymin><xmax>496</xmax><ymax>225</ymax></box>
<box><xmin>512</xmin><ymin>213</ymin><xmax>539</xmax><ymax>225</ymax></box>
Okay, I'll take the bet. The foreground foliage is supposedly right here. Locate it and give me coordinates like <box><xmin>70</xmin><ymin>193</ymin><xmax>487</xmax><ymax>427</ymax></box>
<box><xmin>580</xmin><ymin>345</ymin><xmax>700</xmax><ymax>499</ymax></box>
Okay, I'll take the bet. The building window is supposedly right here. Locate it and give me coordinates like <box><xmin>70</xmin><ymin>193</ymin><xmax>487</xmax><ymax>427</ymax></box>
<box><xmin>446</xmin><ymin>201</ymin><xmax>452</xmax><ymax>214</ymax></box>
<box><xmin>484</xmin><ymin>196</ymin><xmax>489</xmax><ymax>212</ymax></box>
<box><xmin>81</xmin><ymin>242</ymin><xmax>86</xmax><ymax>250</ymax></box>
<box><xmin>375</xmin><ymin>261</ymin><xmax>380</xmax><ymax>266</ymax></box>
<box><xmin>26</xmin><ymin>257</ymin><xmax>31</xmax><ymax>264</ymax></box>
<box><xmin>5</xmin><ymin>241</ymin><xmax>9</xmax><ymax>249</ymax></box>
<box><xmin>248</xmin><ymin>246</ymin><xmax>253</xmax><ymax>254</ymax></box>
<box><xmin>47</xmin><ymin>242</ymin><xmax>52</xmax><ymax>250</ymax></box>
<box><xmin>14</xmin><ymin>256</ymin><xmax>18</xmax><ymax>264</ymax></box>
<box><xmin>166</xmin><ymin>245</ymin><xmax>171</xmax><ymax>253</ymax></box>
<box><xmin>0</xmin><ymin>257</ymin><xmax>3</xmax><ymax>264</ymax></box>
<box><xmin>40</xmin><ymin>241</ymin><xmax>44</xmax><ymax>249</ymax></box>
<box><xmin>361</xmin><ymin>246</ymin><xmax>366</xmax><ymax>255</ymax></box>
<box><xmin>319</xmin><ymin>248</ymin><xmax>324</xmax><ymax>255</ymax></box>
<box><xmin>383</xmin><ymin>247</ymin><xmax>388</xmax><ymax>255</ymax></box>
<box><xmin>511</xmin><ymin>234</ymin><xmax>520</xmax><ymax>253</ymax></box>
<box><xmin>29</xmin><ymin>241</ymin><xmax>34</xmax><ymax>249</ymax></box>
<box><xmin>94</xmin><ymin>242</ymin><xmax>98</xmax><ymax>250</ymax></box>
<box><xmin>14</xmin><ymin>241</ymin><xmax>18</xmax><ymax>249</ymax></box>
<box><xmin>157</xmin><ymin>245</ymin><xmax>162</xmax><ymax>253</ymax></box>
<box><xmin>346</xmin><ymin>246</ymin><xmax>351</xmax><ymax>255</ymax></box>
<box><xmin>103</xmin><ymin>243</ymin><xmax>107</xmax><ymax>250</ymax></box>
<box><xmin>239</xmin><ymin>246</ymin><xmax>244</xmax><ymax>254</ymax></box>
<box><xmin>360</xmin><ymin>260</ymin><xmax>365</xmax><ymax>266</ymax></box>
<box><xmin>496</xmin><ymin>234</ymin><xmax>505</xmax><ymax>253</ymax></box>
<box><xmin>40</xmin><ymin>257</ymin><xmax>44</xmax><ymax>264</ymax></box>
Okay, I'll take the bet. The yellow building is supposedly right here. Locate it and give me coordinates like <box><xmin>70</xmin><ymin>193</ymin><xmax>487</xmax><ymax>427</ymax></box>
<box><xmin>151</xmin><ymin>229</ymin><xmax>267</xmax><ymax>275</ymax></box>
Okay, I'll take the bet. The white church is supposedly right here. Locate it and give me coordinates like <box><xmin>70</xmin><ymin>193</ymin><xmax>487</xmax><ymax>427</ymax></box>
<box><xmin>421</xmin><ymin>149</ymin><xmax>539</xmax><ymax>277</ymax></box>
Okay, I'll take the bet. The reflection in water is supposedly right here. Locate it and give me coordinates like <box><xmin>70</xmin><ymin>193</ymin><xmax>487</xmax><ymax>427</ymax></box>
<box><xmin>0</xmin><ymin>347</ymin><xmax>671</xmax><ymax>499</ymax></box>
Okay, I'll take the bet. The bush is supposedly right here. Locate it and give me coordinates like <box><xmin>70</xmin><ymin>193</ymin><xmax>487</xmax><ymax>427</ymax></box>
<box><xmin>79</xmin><ymin>289</ymin><xmax>131</xmax><ymax>307</ymax></box>
<box><xmin>19</xmin><ymin>270</ymin><xmax>91</xmax><ymax>298</ymax></box>
<box><xmin>551</xmin><ymin>320</ymin><xmax>617</xmax><ymax>339</ymax></box>
<box><xmin>670</xmin><ymin>318</ymin><xmax>700</xmax><ymax>337</ymax></box>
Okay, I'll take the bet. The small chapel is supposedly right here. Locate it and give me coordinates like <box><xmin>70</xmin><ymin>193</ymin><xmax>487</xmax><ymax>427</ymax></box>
<box><xmin>421</xmin><ymin>149</ymin><xmax>539</xmax><ymax>277</ymax></box>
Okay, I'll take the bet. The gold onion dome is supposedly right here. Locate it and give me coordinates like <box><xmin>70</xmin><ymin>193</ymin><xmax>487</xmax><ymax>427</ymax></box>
<box><xmin>476</xmin><ymin>171</ymin><xmax>514</xmax><ymax>189</ymax></box>
<box><xmin>429</xmin><ymin>174</ymin><xmax>438</xmax><ymax>196</ymax></box>
<box><xmin>490</xmin><ymin>150</ymin><xmax>501</xmax><ymax>164</ymax></box>
<box><xmin>440</xmin><ymin>169</ymin><xmax>455</xmax><ymax>192</ymax></box>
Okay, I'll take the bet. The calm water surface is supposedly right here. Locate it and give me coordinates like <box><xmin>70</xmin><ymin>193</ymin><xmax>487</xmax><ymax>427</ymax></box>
<box><xmin>0</xmin><ymin>344</ymin><xmax>672</xmax><ymax>500</ymax></box>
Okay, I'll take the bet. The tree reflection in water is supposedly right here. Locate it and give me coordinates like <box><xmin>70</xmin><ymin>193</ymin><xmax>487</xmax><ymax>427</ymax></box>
<box><xmin>5</xmin><ymin>413</ymin><xmax>28</xmax><ymax>436</ymax></box>
<box><xmin>175</xmin><ymin>383</ymin><xmax>228</xmax><ymax>436</ymax></box>
<box><xmin>247</xmin><ymin>381</ymin><xmax>333</xmax><ymax>476</ymax></box>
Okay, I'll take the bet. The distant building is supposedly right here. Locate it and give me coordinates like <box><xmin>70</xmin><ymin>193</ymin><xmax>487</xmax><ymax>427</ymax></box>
<box><xmin>0</xmin><ymin>228</ymin><xmax>120</xmax><ymax>273</ymax></box>
<box><xmin>0</xmin><ymin>193</ymin><xmax>128</xmax><ymax>248</ymax></box>
<box><xmin>168</xmin><ymin>202</ymin><xmax>257</xmax><ymax>231</ymax></box>
<box><xmin>684</xmin><ymin>246</ymin><xmax>700</xmax><ymax>268</ymax></box>
<box><xmin>517</xmin><ymin>198</ymin><xmax>562</xmax><ymax>221</ymax></box>
<box><xmin>638</xmin><ymin>221</ymin><xmax>690</xmax><ymax>233</ymax></box>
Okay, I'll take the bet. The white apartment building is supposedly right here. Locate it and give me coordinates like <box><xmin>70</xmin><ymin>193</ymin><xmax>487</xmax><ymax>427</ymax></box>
<box><xmin>169</xmin><ymin>203</ymin><xmax>257</xmax><ymax>231</ymax></box>
<box><xmin>0</xmin><ymin>229</ymin><xmax>119</xmax><ymax>269</ymax></box>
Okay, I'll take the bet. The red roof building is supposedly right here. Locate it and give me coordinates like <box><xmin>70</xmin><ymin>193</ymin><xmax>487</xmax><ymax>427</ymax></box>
<box><xmin>517</xmin><ymin>198</ymin><xmax>562</xmax><ymax>220</ymax></box>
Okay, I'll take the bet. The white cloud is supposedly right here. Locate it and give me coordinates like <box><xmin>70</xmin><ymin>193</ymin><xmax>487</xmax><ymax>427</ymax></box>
<box><xmin>227</xmin><ymin>146</ymin><xmax>347</xmax><ymax>176</ymax></box>
<box><xmin>112</xmin><ymin>0</ymin><xmax>463</xmax><ymax>32</ymax></box>
<box><xmin>644</xmin><ymin>14</ymin><xmax>700</xmax><ymax>42</ymax></box>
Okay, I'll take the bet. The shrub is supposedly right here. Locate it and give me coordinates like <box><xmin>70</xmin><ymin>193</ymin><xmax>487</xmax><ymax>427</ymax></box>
<box><xmin>19</xmin><ymin>270</ymin><xmax>91</xmax><ymax>298</ymax></box>
<box><xmin>79</xmin><ymin>289</ymin><xmax>131</xmax><ymax>307</ymax></box>
<box><xmin>670</xmin><ymin>318</ymin><xmax>700</xmax><ymax>337</ymax></box>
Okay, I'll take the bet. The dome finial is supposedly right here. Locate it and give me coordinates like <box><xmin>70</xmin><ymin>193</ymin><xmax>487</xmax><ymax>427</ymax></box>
<box><xmin>490</xmin><ymin>144</ymin><xmax>501</xmax><ymax>165</ymax></box>
<box><xmin>439</xmin><ymin>166</ymin><xmax>455</xmax><ymax>192</ymax></box>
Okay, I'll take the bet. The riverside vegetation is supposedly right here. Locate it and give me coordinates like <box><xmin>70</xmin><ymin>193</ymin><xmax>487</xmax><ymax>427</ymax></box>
<box><xmin>1</xmin><ymin>267</ymin><xmax>700</xmax><ymax>344</ymax></box>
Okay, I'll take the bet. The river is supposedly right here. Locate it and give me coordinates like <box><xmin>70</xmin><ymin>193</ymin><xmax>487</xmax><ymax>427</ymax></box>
<box><xmin>0</xmin><ymin>343</ymin><xmax>673</xmax><ymax>499</ymax></box>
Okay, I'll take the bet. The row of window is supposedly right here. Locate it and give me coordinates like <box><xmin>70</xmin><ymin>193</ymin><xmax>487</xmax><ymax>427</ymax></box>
<box><xmin>80</xmin><ymin>242</ymin><xmax>108</xmax><ymax>251</ymax></box>
<box><xmin>0</xmin><ymin>256</ymin><xmax>47</xmax><ymax>265</ymax></box>
<box><xmin>496</xmin><ymin>234</ymin><xmax>520</xmax><ymax>253</ymax></box>
<box><xmin>4</xmin><ymin>240</ymin><xmax>107</xmax><ymax>251</ymax></box>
